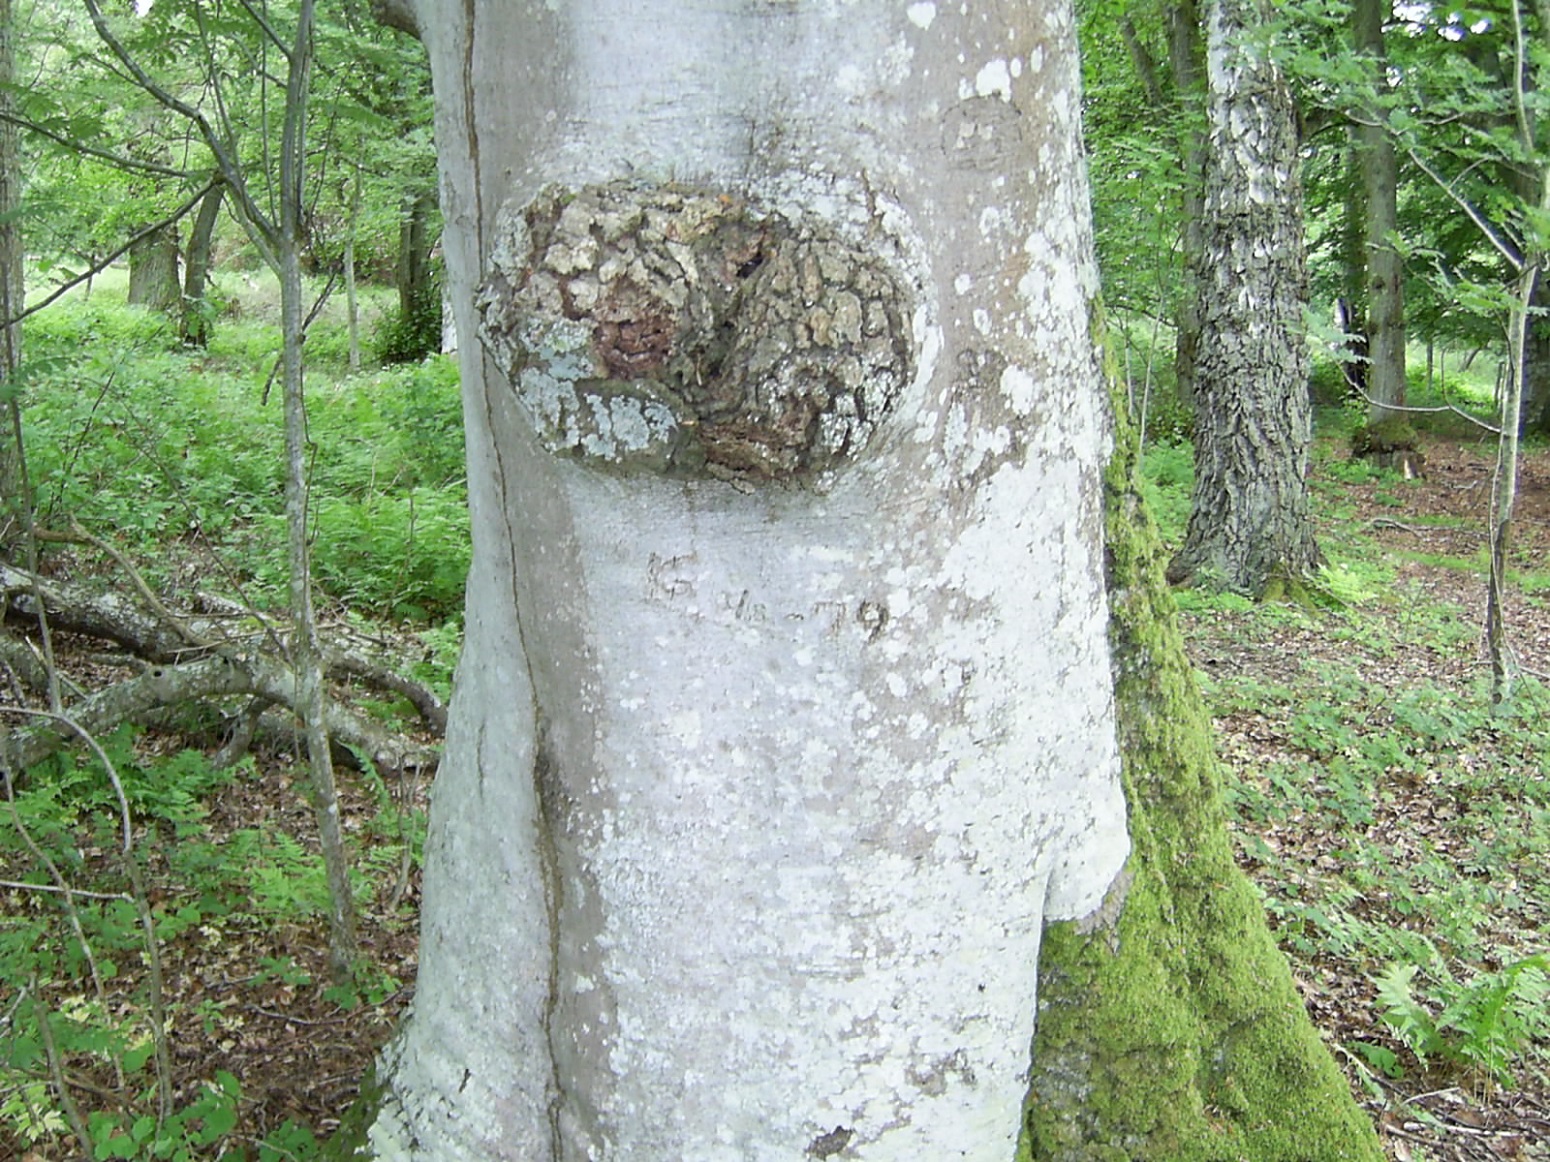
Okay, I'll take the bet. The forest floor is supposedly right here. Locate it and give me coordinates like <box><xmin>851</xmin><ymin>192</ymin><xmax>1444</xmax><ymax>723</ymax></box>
<box><xmin>3</xmin><ymin>428</ymin><xmax>1548</xmax><ymax>1160</ymax></box>
<box><xmin>1180</xmin><ymin>432</ymin><xmax>1550</xmax><ymax>1161</ymax></box>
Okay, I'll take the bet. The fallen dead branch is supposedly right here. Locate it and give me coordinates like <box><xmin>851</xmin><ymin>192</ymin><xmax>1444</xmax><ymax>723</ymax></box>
<box><xmin>0</xmin><ymin>561</ymin><xmax>442</xmax><ymax>782</ymax></box>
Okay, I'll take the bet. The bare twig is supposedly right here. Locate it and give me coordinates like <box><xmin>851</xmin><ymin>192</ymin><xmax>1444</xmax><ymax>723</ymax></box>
<box><xmin>1405</xmin><ymin>145</ymin><xmax>1524</xmax><ymax>271</ymax></box>
<box><xmin>2</xmin><ymin>733</ymin><xmax>112</xmax><ymax>1021</ymax></box>
<box><xmin>3</xmin><ymin>706</ymin><xmax>173</xmax><ymax>1122</ymax></box>
<box><xmin>211</xmin><ymin>695</ymin><xmax>275</xmax><ymax>769</ymax></box>
<box><xmin>0</xmin><ymin>878</ymin><xmax>131</xmax><ymax>901</ymax></box>
<box><xmin>32</xmin><ymin>986</ymin><xmax>92</xmax><ymax>1161</ymax></box>
<box><xmin>0</xmin><ymin>109</ymin><xmax>193</xmax><ymax>178</ymax></box>
<box><xmin>124</xmin><ymin>853</ymin><xmax>172</xmax><ymax>1124</ymax></box>
<box><xmin>1349</xmin><ymin>385</ymin><xmax>1502</xmax><ymax>435</ymax></box>
<box><xmin>232</xmin><ymin>0</ymin><xmax>294</xmax><ymax>60</ymax></box>
<box><xmin>51</xmin><ymin>520</ymin><xmax>213</xmax><ymax>650</ymax></box>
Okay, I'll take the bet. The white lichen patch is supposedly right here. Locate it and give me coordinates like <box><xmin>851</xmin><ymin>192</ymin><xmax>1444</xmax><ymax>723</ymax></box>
<box><xmin>477</xmin><ymin>181</ymin><xmax>919</xmax><ymax>483</ymax></box>
<box><xmin>974</xmin><ymin>58</ymin><xmax>1013</xmax><ymax>101</ymax></box>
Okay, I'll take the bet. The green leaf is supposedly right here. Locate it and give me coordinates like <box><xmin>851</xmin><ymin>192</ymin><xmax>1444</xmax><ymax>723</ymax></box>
<box><xmin>197</xmin><ymin>1099</ymin><xmax>238</xmax><ymax>1144</ymax></box>
<box><xmin>1349</xmin><ymin>1041</ymin><xmax>1403</xmax><ymax>1079</ymax></box>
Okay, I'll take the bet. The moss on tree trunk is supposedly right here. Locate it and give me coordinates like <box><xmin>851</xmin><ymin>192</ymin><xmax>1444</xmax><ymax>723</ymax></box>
<box><xmin>1019</xmin><ymin>373</ymin><xmax>1382</xmax><ymax>1160</ymax></box>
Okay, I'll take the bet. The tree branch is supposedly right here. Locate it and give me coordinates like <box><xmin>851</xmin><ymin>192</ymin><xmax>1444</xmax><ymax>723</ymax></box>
<box><xmin>2</xmin><ymin>179</ymin><xmax>219</xmax><ymax>330</ymax></box>
<box><xmin>1349</xmin><ymin>387</ymin><xmax>1504</xmax><ymax>435</ymax></box>
<box><xmin>370</xmin><ymin>0</ymin><xmax>420</xmax><ymax>38</ymax></box>
<box><xmin>79</xmin><ymin>0</ymin><xmax>278</xmax><ymax>263</ymax></box>
<box><xmin>232</xmin><ymin>0</ymin><xmax>295</xmax><ymax>62</ymax></box>
<box><xmin>0</xmin><ymin>110</ymin><xmax>193</xmax><ymax>178</ymax></box>
<box><xmin>1</xmin><ymin>559</ymin><xmax>448</xmax><ymax>735</ymax></box>
<box><xmin>1405</xmin><ymin>145</ymin><xmax>1525</xmax><ymax>271</ymax></box>
<box><xmin>0</xmin><ymin>652</ymin><xmax>437</xmax><ymax>779</ymax></box>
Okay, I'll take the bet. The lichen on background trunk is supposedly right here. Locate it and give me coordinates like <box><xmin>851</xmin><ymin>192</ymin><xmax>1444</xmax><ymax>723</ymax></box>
<box><xmin>1019</xmin><ymin>366</ymin><xmax>1383</xmax><ymax>1160</ymax></box>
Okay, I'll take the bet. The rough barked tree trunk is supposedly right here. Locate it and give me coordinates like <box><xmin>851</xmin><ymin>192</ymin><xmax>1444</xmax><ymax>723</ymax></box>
<box><xmin>1168</xmin><ymin>0</ymin><xmax>1320</xmax><ymax>595</ymax></box>
<box><xmin>127</xmin><ymin>222</ymin><xmax>181</xmax><ymax>311</ymax></box>
<box><xmin>342</xmin><ymin>1</ymin><xmax>1378</xmax><ymax>1158</ymax></box>
<box><xmin>1355</xmin><ymin>0</ymin><xmax>1406</xmax><ymax>424</ymax></box>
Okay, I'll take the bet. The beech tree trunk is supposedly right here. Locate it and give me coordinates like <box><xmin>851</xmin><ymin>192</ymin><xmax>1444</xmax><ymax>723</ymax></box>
<box><xmin>1355</xmin><ymin>0</ymin><xmax>1406</xmax><ymax>423</ymax></box>
<box><xmin>1168</xmin><ymin>0</ymin><xmax>1320</xmax><ymax>594</ymax></box>
<box><xmin>347</xmin><ymin>1</ymin><xmax>1380</xmax><ymax>1158</ymax></box>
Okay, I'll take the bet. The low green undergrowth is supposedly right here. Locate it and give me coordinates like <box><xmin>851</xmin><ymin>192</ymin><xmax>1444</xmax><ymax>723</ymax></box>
<box><xmin>17</xmin><ymin>292</ymin><xmax>468</xmax><ymax>622</ymax></box>
<box><xmin>0</xmin><ymin>733</ymin><xmax>420</xmax><ymax>1160</ymax></box>
<box><xmin>1140</xmin><ymin>418</ymin><xmax>1550</xmax><ymax>1095</ymax></box>
<box><xmin>5</xmin><ymin>278</ymin><xmax>445</xmax><ymax>1160</ymax></box>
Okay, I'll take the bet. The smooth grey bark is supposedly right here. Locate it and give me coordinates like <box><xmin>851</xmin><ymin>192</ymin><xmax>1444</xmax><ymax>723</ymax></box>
<box><xmin>277</xmin><ymin>0</ymin><xmax>358</xmax><ymax>984</ymax></box>
<box><xmin>1168</xmin><ymin>0</ymin><xmax>1320</xmax><ymax>594</ymax></box>
<box><xmin>369</xmin><ymin>1</ymin><xmax>1130</xmax><ymax>1157</ymax></box>
<box><xmin>371</xmin><ymin>0</ymin><xmax>418</xmax><ymax>38</ymax></box>
<box><xmin>1354</xmin><ymin>0</ymin><xmax>1405</xmax><ymax>423</ymax></box>
<box><xmin>1486</xmin><ymin>0</ymin><xmax>1549</xmax><ymax>700</ymax></box>
<box><xmin>1490</xmin><ymin>263</ymin><xmax>1532</xmax><ymax>703</ymax></box>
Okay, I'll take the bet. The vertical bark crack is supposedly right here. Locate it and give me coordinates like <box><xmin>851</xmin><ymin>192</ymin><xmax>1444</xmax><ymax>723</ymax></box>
<box><xmin>532</xmin><ymin>722</ymin><xmax>568</xmax><ymax>1162</ymax></box>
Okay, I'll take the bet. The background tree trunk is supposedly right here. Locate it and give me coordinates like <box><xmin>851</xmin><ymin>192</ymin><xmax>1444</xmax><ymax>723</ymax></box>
<box><xmin>179</xmin><ymin>177</ymin><xmax>225</xmax><ymax>346</ymax></box>
<box><xmin>342</xmin><ymin>0</ymin><xmax>1378</xmax><ymax>1158</ymax></box>
<box><xmin>127</xmin><ymin>222</ymin><xmax>181</xmax><ymax>311</ymax></box>
<box><xmin>1521</xmin><ymin>272</ymin><xmax>1550</xmax><ymax>431</ymax></box>
<box><xmin>1168</xmin><ymin>0</ymin><xmax>1208</xmax><ymax>412</ymax></box>
<box><xmin>1355</xmin><ymin>0</ymin><xmax>1406</xmax><ymax>423</ymax></box>
<box><xmin>395</xmin><ymin>183</ymin><xmax>435</xmax><ymax>321</ymax></box>
<box><xmin>0</xmin><ymin>0</ymin><xmax>23</xmax><ymax>553</ymax></box>
<box><xmin>345</xmin><ymin>169</ymin><xmax>362</xmax><ymax>372</ymax></box>
<box><xmin>1168</xmin><ymin>0</ymin><xmax>1320</xmax><ymax>594</ymax></box>
<box><xmin>1335</xmin><ymin>137</ymin><xmax>1370</xmax><ymax>400</ymax></box>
